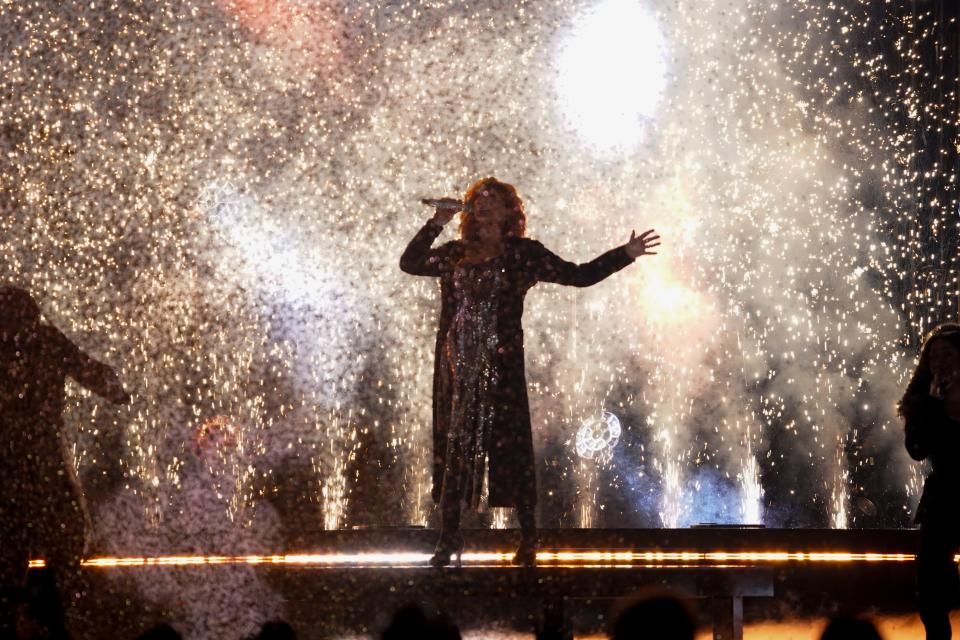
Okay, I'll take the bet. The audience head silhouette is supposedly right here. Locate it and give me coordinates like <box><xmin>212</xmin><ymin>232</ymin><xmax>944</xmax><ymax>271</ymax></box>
<box><xmin>134</xmin><ymin>623</ymin><xmax>183</xmax><ymax>640</ymax></box>
<box><xmin>382</xmin><ymin>603</ymin><xmax>461</xmax><ymax>640</ymax></box>
<box><xmin>252</xmin><ymin>620</ymin><xmax>297</xmax><ymax>640</ymax></box>
<box><xmin>610</xmin><ymin>592</ymin><xmax>697</xmax><ymax>640</ymax></box>
<box><xmin>820</xmin><ymin>614</ymin><xmax>883</xmax><ymax>640</ymax></box>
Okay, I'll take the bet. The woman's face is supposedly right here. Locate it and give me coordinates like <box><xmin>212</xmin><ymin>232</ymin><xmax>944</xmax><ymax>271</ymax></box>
<box><xmin>928</xmin><ymin>338</ymin><xmax>960</xmax><ymax>399</ymax></box>
<box><xmin>471</xmin><ymin>188</ymin><xmax>512</xmax><ymax>236</ymax></box>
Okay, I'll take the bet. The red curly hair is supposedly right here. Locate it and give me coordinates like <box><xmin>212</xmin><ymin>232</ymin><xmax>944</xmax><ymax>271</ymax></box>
<box><xmin>459</xmin><ymin>177</ymin><xmax>526</xmax><ymax>243</ymax></box>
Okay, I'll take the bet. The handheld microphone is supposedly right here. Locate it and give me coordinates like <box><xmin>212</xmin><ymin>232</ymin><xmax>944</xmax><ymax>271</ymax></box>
<box><xmin>421</xmin><ymin>198</ymin><xmax>473</xmax><ymax>213</ymax></box>
<box><xmin>932</xmin><ymin>380</ymin><xmax>953</xmax><ymax>400</ymax></box>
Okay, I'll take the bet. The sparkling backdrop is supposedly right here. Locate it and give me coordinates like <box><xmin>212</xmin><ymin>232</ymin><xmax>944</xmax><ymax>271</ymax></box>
<box><xmin>0</xmin><ymin>0</ymin><xmax>956</xmax><ymax>551</ymax></box>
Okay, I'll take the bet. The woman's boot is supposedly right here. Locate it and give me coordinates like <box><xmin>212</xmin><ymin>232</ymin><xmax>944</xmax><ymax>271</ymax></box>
<box><xmin>430</xmin><ymin>496</ymin><xmax>464</xmax><ymax>567</ymax></box>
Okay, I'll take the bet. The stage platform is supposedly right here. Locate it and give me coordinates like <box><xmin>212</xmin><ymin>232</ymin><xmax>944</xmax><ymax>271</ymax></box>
<box><xmin>59</xmin><ymin>528</ymin><xmax>924</xmax><ymax>639</ymax></box>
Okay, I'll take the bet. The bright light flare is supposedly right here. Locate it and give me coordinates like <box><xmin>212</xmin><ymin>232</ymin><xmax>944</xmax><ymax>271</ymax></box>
<box><xmin>555</xmin><ymin>0</ymin><xmax>668</xmax><ymax>153</ymax></box>
<box><xmin>632</xmin><ymin>261</ymin><xmax>710</xmax><ymax>332</ymax></box>
<box><xmin>214</xmin><ymin>0</ymin><xmax>343</xmax><ymax>71</ymax></box>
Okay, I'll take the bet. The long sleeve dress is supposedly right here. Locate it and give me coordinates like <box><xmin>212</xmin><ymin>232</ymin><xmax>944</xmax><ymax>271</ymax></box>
<box><xmin>904</xmin><ymin>397</ymin><xmax>960</xmax><ymax>527</ymax></box>
<box><xmin>400</xmin><ymin>219</ymin><xmax>634</xmax><ymax>509</ymax></box>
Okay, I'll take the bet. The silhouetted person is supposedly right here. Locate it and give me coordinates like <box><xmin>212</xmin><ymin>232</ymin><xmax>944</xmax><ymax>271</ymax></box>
<box><xmin>402</xmin><ymin>178</ymin><xmax>659</xmax><ymax>566</ymax></box>
<box><xmin>900</xmin><ymin>323</ymin><xmax>960</xmax><ymax>640</ymax></box>
<box><xmin>0</xmin><ymin>286</ymin><xmax>129</xmax><ymax>638</ymax></box>
<box><xmin>608</xmin><ymin>592</ymin><xmax>697</xmax><ymax>640</ymax></box>
<box><xmin>820</xmin><ymin>614</ymin><xmax>883</xmax><ymax>640</ymax></box>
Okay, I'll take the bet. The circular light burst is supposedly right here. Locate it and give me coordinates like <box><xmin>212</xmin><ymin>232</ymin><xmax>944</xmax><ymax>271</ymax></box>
<box><xmin>576</xmin><ymin>411</ymin><xmax>622</xmax><ymax>463</ymax></box>
<box><xmin>555</xmin><ymin>0</ymin><xmax>669</xmax><ymax>153</ymax></box>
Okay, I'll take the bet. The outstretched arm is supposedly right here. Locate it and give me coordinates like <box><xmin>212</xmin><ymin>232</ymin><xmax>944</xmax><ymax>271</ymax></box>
<box><xmin>399</xmin><ymin>201</ymin><xmax>460</xmax><ymax>276</ymax></box>
<box><xmin>531</xmin><ymin>229</ymin><xmax>660</xmax><ymax>287</ymax></box>
<box><xmin>55</xmin><ymin>330</ymin><xmax>131</xmax><ymax>404</ymax></box>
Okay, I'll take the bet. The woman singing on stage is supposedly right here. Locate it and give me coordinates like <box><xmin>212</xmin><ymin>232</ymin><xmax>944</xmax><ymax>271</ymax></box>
<box><xmin>900</xmin><ymin>323</ymin><xmax>960</xmax><ymax>640</ymax></box>
<box><xmin>401</xmin><ymin>177</ymin><xmax>660</xmax><ymax>566</ymax></box>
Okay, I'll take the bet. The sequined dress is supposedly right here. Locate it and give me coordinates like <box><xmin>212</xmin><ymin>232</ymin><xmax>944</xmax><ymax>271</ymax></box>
<box><xmin>400</xmin><ymin>219</ymin><xmax>635</xmax><ymax>509</ymax></box>
<box><xmin>443</xmin><ymin>257</ymin><xmax>504</xmax><ymax>508</ymax></box>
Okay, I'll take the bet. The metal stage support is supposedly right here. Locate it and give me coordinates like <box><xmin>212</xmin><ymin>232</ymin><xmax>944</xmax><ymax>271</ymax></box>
<box><xmin>530</xmin><ymin>566</ymin><xmax>773</xmax><ymax>640</ymax></box>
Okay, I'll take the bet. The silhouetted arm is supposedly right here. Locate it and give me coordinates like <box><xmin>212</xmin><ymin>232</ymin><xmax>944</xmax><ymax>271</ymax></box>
<box><xmin>400</xmin><ymin>219</ymin><xmax>454</xmax><ymax>277</ymax></box>
<box><xmin>53</xmin><ymin>329</ymin><xmax>130</xmax><ymax>404</ymax></box>
<box><xmin>526</xmin><ymin>239</ymin><xmax>635</xmax><ymax>287</ymax></box>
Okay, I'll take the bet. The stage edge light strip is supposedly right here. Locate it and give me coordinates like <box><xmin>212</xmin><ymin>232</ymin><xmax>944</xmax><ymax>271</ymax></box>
<box><xmin>26</xmin><ymin>550</ymin><xmax>952</xmax><ymax>569</ymax></box>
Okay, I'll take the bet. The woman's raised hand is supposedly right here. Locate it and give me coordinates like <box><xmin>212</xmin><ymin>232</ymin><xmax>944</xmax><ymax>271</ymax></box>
<box><xmin>625</xmin><ymin>229</ymin><xmax>660</xmax><ymax>258</ymax></box>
